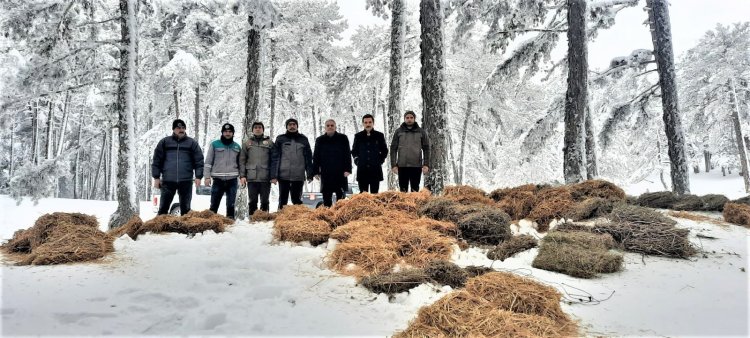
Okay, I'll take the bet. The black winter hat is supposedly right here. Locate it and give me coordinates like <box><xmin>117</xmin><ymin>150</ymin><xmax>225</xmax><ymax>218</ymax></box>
<box><xmin>221</xmin><ymin>123</ymin><xmax>235</xmax><ymax>133</ymax></box>
<box><xmin>172</xmin><ymin>119</ymin><xmax>186</xmax><ymax>130</ymax></box>
<box><xmin>251</xmin><ymin>121</ymin><xmax>265</xmax><ymax>130</ymax></box>
<box><xmin>285</xmin><ymin>118</ymin><xmax>298</xmax><ymax>127</ymax></box>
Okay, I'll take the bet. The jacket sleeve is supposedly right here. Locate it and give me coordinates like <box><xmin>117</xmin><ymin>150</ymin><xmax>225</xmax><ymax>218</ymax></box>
<box><xmin>192</xmin><ymin>140</ymin><xmax>205</xmax><ymax>179</ymax></box>
<box><xmin>421</xmin><ymin>129</ymin><xmax>431</xmax><ymax>168</ymax></box>
<box><xmin>270</xmin><ymin>136</ymin><xmax>281</xmax><ymax>180</ymax></box>
<box><xmin>390</xmin><ymin>130</ymin><xmax>399</xmax><ymax>168</ymax></box>
<box><xmin>343</xmin><ymin>135</ymin><xmax>352</xmax><ymax>173</ymax></box>
<box><xmin>304</xmin><ymin>137</ymin><xmax>314</xmax><ymax>180</ymax></box>
<box><xmin>312</xmin><ymin>137</ymin><xmax>321</xmax><ymax>176</ymax></box>
<box><xmin>203</xmin><ymin>142</ymin><xmax>214</xmax><ymax>178</ymax></box>
<box><xmin>350</xmin><ymin>133</ymin><xmax>360</xmax><ymax>166</ymax></box>
<box><xmin>151</xmin><ymin>138</ymin><xmax>165</xmax><ymax>179</ymax></box>
<box><xmin>378</xmin><ymin>133</ymin><xmax>389</xmax><ymax>164</ymax></box>
<box><xmin>238</xmin><ymin>142</ymin><xmax>247</xmax><ymax>179</ymax></box>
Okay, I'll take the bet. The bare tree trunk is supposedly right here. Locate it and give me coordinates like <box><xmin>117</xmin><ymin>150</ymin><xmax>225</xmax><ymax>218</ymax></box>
<box><xmin>92</xmin><ymin>132</ymin><xmax>107</xmax><ymax>200</ymax></box>
<box><xmin>203</xmin><ymin>104</ymin><xmax>209</xmax><ymax>149</ymax></box>
<box><xmin>585</xmin><ymin>105</ymin><xmax>598</xmax><ymax>179</ymax></box>
<box><xmin>563</xmin><ymin>0</ymin><xmax>587</xmax><ymax>184</ymax></box>
<box><xmin>104</xmin><ymin>128</ymin><xmax>110</xmax><ymax>200</ymax></box>
<box><xmin>388</xmin><ymin>0</ymin><xmax>405</xmax><ymax>191</ymax></box>
<box><xmin>657</xmin><ymin>139</ymin><xmax>669</xmax><ymax>190</ymax></box>
<box><xmin>647</xmin><ymin>0</ymin><xmax>690</xmax><ymax>194</ymax></box>
<box><xmin>310</xmin><ymin>104</ymin><xmax>319</xmax><ymax>137</ymax></box>
<box><xmin>9</xmin><ymin>113</ymin><xmax>14</xmax><ymax>178</ymax></box>
<box><xmin>459</xmin><ymin>97</ymin><xmax>472</xmax><ymax>185</ymax></box>
<box><xmin>74</xmin><ymin>124</ymin><xmax>82</xmax><ymax>199</ymax></box>
<box><xmin>729</xmin><ymin>81</ymin><xmax>750</xmax><ymax>192</ymax></box>
<box><xmin>46</xmin><ymin>100</ymin><xmax>54</xmax><ymax>160</ymax></box>
<box><xmin>109</xmin><ymin>0</ymin><xmax>140</xmax><ymax>229</ymax></box>
<box><xmin>31</xmin><ymin>101</ymin><xmax>38</xmax><ymax>165</ymax></box>
<box><xmin>238</xmin><ymin>15</ymin><xmax>263</xmax><ymax>220</ymax></box>
<box><xmin>420</xmin><ymin>0</ymin><xmax>448</xmax><ymax>194</ymax></box>
<box><xmin>56</xmin><ymin>92</ymin><xmax>70</xmax><ymax>157</ymax></box>
<box><xmin>173</xmin><ymin>89</ymin><xmax>180</xmax><ymax>119</ymax></box>
<box><xmin>269</xmin><ymin>38</ymin><xmax>278</xmax><ymax>139</ymax></box>
<box><xmin>194</xmin><ymin>85</ymin><xmax>200</xmax><ymax>145</ymax></box>
<box><xmin>703</xmin><ymin>150</ymin><xmax>711</xmax><ymax>173</ymax></box>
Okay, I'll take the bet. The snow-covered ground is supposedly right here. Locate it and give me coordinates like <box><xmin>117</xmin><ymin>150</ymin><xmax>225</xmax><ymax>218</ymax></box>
<box><xmin>1</xmin><ymin>173</ymin><xmax>749</xmax><ymax>337</ymax></box>
<box><xmin>623</xmin><ymin>168</ymin><xmax>746</xmax><ymax>200</ymax></box>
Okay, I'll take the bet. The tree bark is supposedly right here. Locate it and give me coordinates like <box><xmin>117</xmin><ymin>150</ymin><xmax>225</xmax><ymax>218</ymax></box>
<box><xmin>31</xmin><ymin>101</ymin><xmax>38</xmax><ymax>165</ymax></box>
<box><xmin>109</xmin><ymin>0</ymin><xmax>140</xmax><ymax>229</ymax></box>
<box><xmin>459</xmin><ymin>97</ymin><xmax>472</xmax><ymax>185</ymax></box>
<box><xmin>585</xmin><ymin>105</ymin><xmax>598</xmax><ymax>179</ymax></box>
<box><xmin>46</xmin><ymin>100</ymin><xmax>54</xmax><ymax>160</ymax></box>
<box><xmin>92</xmin><ymin>132</ymin><xmax>107</xmax><ymax>200</ymax></box>
<box><xmin>563</xmin><ymin>0</ymin><xmax>587</xmax><ymax>184</ymax></box>
<box><xmin>420</xmin><ymin>0</ymin><xmax>448</xmax><ymax>194</ymax></box>
<box><xmin>173</xmin><ymin>89</ymin><xmax>180</xmax><ymax>119</ymax></box>
<box><xmin>703</xmin><ymin>150</ymin><xmax>711</xmax><ymax>173</ymax></box>
<box><xmin>56</xmin><ymin>91</ymin><xmax>70</xmax><ymax>157</ymax></box>
<box><xmin>647</xmin><ymin>0</ymin><xmax>690</xmax><ymax>194</ymax></box>
<box><xmin>729</xmin><ymin>81</ymin><xmax>750</xmax><ymax>192</ymax></box>
<box><xmin>388</xmin><ymin>0</ymin><xmax>406</xmax><ymax>191</ymax></box>
<box><xmin>194</xmin><ymin>85</ymin><xmax>200</xmax><ymax>145</ymax></box>
<box><xmin>74</xmin><ymin>124</ymin><xmax>82</xmax><ymax>199</ymax></box>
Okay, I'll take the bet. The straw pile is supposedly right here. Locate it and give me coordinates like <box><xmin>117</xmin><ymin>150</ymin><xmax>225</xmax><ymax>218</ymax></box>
<box><xmin>532</xmin><ymin>231</ymin><xmax>623</xmax><ymax>278</ymax></box>
<box><xmin>569</xmin><ymin>179</ymin><xmax>626</xmax><ymax>201</ymax></box>
<box><xmin>360</xmin><ymin>269</ymin><xmax>431</xmax><ymax>294</ymax></box>
<box><xmin>608</xmin><ymin>203</ymin><xmax>677</xmax><ymax>227</ymax></box>
<box><xmin>111</xmin><ymin>210</ymin><xmax>232</xmax><ymax>240</ymax></box>
<box><xmin>637</xmin><ymin>191</ymin><xmax>730</xmax><ymax>211</ymax></box>
<box><xmin>395</xmin><ymin>272</ymin><xmax>578</xmax><ymax>338</ymax></box>
<box><xmin>424</xmin><ymin>260</ymin><xmax>469</xmax><ymax>288</ymax></box>
<box><xmin>722</xmin><ymin>203</ymin><xmax>750</xmax><ymax>227</ymax></box>
<box><xmin>456</xmin><ymin>209</ymin><xmax>512</xmax><ymax>245</ymax></box>
<box><xmin>527</xmin><ymin>186</ymin><xmax>575</xmax><ymax>231</ymax></box>
<box><xmin>442</xmin><ymin>185</ymin><xmax>496</xmax><ymax>206</ymax></box>
<box><xmin>564</xmin><ymin>197</ymin><xmax>614</xmax><ymax>221</ymax></box>
<box><xmin>2</xmin><ymin>212</ymin><xmax>114</xmax><ymax>265</ymax></box>
<box><xmin>250</xmin><ymin>210</ymin><xmax>276</xmax><ymax>222</ymax></box>
<box><xmin>593</xmin><ymin>222</ymin><xmax>696</xmax><ymax>258</ymax></box>
<box><xmin>487</xmin><ymin>235</ymin><xmax>538</xmax><ymax>261</ymax></box>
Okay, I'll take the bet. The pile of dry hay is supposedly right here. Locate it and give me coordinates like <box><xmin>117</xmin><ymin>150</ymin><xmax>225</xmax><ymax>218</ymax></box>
<box><xmin>532</xmin><ymin>231</ymin><xmax>623</xmax><ymax>279</ymax></box>
<box><xmin>395</xmin><ymin>272</ymin><xmax>578</xmax><ymax>338</ymax></box>
<box><xmin>608</xmin><ymin>203</ymin><xmax>677</xmax><ymax>227</ymax></box>
<box><xmin>723</xmin><ymin>203</ymin><xmax>750</xmax><ymax>227</ymax></box>
<box><xmin>110</xmin><ymin>210</ymin><xmax>233</xmax><ymax>240</ymax></box>
<box><xmin>490</xmin><ymin>179</ymin><xmax>625</xmax><ymax>231</ymax></box>
<box><xmin>487</xmin><ymin>234</ymin><xmax>538</xmax><ymax>261</ymax></box>
<box><xmin>637</xmin><ymin>192</ymin><xmax>730</xmax><ymax>211</ymax></box>
<box><xmin>592</xmin><ymin>222</ymin><xmax>696</xmax><ymax>258</ymax></box>
<box><xmin>360</xmin><ymin>260</ymin><xmax>497</xmax><ymax>294</ymax></box>
<box><xmin>2</xmin><ymin>212</ymin><xmax>114</xmax><ymax>265</ymax></box>
<box><xmin>419</xmin><ymin>198</ymin><xmax>512</xmax><ymax>245</ymax></box>
<box><xmin>250</xmin><ymin>210</ymin><xmax>276</xmax><ymax>222</ymax></box>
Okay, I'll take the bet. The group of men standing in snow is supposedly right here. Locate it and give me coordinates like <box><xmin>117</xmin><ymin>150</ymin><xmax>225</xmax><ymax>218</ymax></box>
<box><xmin>151</xmin><ymin>111</ymin><xmax>431</xmax><ymax>219</ymax></box>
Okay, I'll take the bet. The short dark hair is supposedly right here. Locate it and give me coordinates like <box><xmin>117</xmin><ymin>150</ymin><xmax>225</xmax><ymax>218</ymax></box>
<box><xmin>404</xmin><ymin>110</ymin><xmax>416</xmax><ymax>118</ymax></box>
<box><xmin>362</xmin><ymin>114</ymin><xmax>374</xmax><ymax>122</ymax></box>
<box><xmin>251</xmin><ymin>121</ymin><xmax>265</xmax><ymax>130</ymax></box>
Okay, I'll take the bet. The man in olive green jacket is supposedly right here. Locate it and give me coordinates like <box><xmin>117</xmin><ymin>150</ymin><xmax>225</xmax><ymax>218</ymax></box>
<box><xmin>390</xmin><ymin>111</ymin><xmax>430</xmax><ymax>192</ymax></box>
<box><xmin>240</xmin><ymin>122</ymin><xmax>273</xmax><ymax>215</ymax></box>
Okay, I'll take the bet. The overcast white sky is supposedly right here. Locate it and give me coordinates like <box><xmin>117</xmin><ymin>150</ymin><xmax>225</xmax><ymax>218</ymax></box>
<box><xmin>335</xmin><ymin>0</ymin><xmax>750</xmax><ymax>69</ymax></box>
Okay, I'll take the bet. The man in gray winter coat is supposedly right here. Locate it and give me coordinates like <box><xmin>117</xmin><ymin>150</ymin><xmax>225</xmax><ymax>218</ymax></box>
<box><xmin>240</xmin><ymin>121</ymin><xmax>273</xmax><ymax>215</ymax></box>
<box><xmin>204</xmin><ymin>123</ymin><xmax>241</xmax><ymax>219</ymax></box>
<box><xmin>152</xmin><ymin>119</ymin><xmax>204</xmax><ymax>215</ymax></box>
<box><xmin>270</xmin><ymin>118</ymin><xmax>313</xmax><ymax>210</ymax></box>
<box><xmin>390</xmin><ymin>111</ymin><xmax>430</xmax><ymax>192</ymax></box>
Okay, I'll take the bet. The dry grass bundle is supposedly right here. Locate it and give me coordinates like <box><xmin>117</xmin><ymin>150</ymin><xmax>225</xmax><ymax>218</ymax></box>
<box><xmin>328</xmin><ymin>224</ymin><xmax>455</xmax><ymax>277</ymax></box>
<box><xmin>734</xmin><ymin>196</ymin><xmax>750</xmax><ymax>205</ymax></box>
<box><xmin>532</xmin><ymin>231</ymin><xmax>623</xmax><ymax>278</ymax></box>
<box><xmin>593</xmin><ymin>222</ymin><xmax>696</xmax><ymax>258</ymax></box>
<box><xmin>424</xmin><ymin>260</ymin><xmax>468</xmax><ymax>288</ymax></box>
<box><xmin>464</xmin><ymin>266</ymin><xmax>495</xmax><ymax>278</ymax></box>
<box><xmin>331</xmin><ymin>194</ymin><xmax>386</xmax><ymax>227</ymax></box>
<box><xmin>250</xmin><ymin>210</ymin><xmax>276</xmax><ymax>222</ymax></box>
<box><xmin>360</xmin><ymin>269</ymin><xmax>430</xmax><ymax>294</ymax></box>
<box><xmin>394</xmin><ymin>290</ymin><xmax>577</xmax><ymax>338</ymax></box>
<box><xmin>273</xmin><ymin>219</ymin><xmax>332</xmax><ymax>246</ymax></box>
<box><xmin>107</xmin><ymin>216</ymin><xmax>143</xmax><ymax>239</ymax></box>
<box><xmin>553</xmin><ymin>221</ymin><xmax>593</xmax><ymax>232</ymax></box>
<box><xmin>609</xmin><ymin>203</ymin><xmax>677</xmax><ymax>227</ymax></box>
<box><xmin>528</xmin><ymin>197</ymin><xmax>575</xmax><ymax>232</ymax></box>
<box><xmin>667</xmin><ymin>211</ymin><xmax>727</xmax><ymax>225</ymax></box>
<box><xmin>723</xmin><ymin>203</ymin><xmax>750</xmax><ymax>227</ymax></box>
<box><xmin>700</xmin><ymin>194</ymin><xmax>729</xmax><ymax>211</ymax></box>
<box><xmin>464</xmin><ymin>272</ymin><xmax>571</xmax><ymax>324</ymax></box>
<box><xmin>496</xmin><ymin>190</ymin><xmax>537</xmax><ymax>220</ymax></box>
<box><xmin>19</xmin><ymin>223</ymin><xmax>115</xmax><ymax>265</ymax></box>
<box><xmin>637</xmin><ymin>191</ymin><xmax>678</xmax><ymax>209</ymax></box>
<box><xmin>570</xmin><ymin>179</ymin><xmax>626</xmax><ymax>201</ymax></box>
<box><xmin>329</xmin><ymin>211</ymin><xmax>414</xmax><ymax>241</ymax></box>
<box><xmin>275</xmin><ymin>205</ymin><xmax>312</xmax><ymax>222</ymax></box>
<box><xmin>442</xmin><ymin>185</ymin><xmax>495</xmax><ymax>206</ymax></box>
<box><xmin>456</xmin><ymin>209</ymin><xmax>512</xmax><ymax>245</ymax></box>
<box><xmin>535</xmin><ymin>186</ymin><xmax>573</xmax><ymax>202</ymax></box>
<box><xmin>3</xmin><ymin>212</ymin><xmax>99</xmax><ymax>253</ymax></box>
<box><xmin>672</xmin><ymin>194</ymin><xmax>704</xmax><ymax>211</ymax></box>
<box><xmin>116</xmin><ymin>211</ymin><xmax>228</xmax><ymax>240</ymax></box>
<box><xmin>489</xmin><ymin>184</ymin><xmax>538</xmax><ymax>202</ymax></box>
<box><xmin>419</xmin><ymin>197</ymin><xmax>461</xmax><ymax>221</ymax></box>
<box><xmin>309</xmin><ymin>206</ymin><xmax>336</xmax><ymax>225</ymax></box>
<box><xmin>408</xmin><ymin>217</ymin><xmax>459</xmax><ymax>237</ymax></box>
<box><xmin>487</xmin><ymin>235</ymin><xmax>538</xmax><ymax>261</ymax></box>
<box><xmin>564</xmin><ymin>197</ymin><xmax>613</xmax><ymax>221</ymax></box>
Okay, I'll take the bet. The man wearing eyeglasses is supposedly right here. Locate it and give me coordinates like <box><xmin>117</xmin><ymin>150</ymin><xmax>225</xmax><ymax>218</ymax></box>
<box><xmin>313</xmin><ymin>119</ymin><xmax>352</xmax><ymax>207</ymax></box>
<box><xmin>151</xmin><ymin>119</ymin><xmax>205</xmax><ymax>215</ymax></box>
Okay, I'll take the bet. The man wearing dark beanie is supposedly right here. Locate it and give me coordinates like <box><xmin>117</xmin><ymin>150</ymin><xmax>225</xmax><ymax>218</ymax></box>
<box><xmin>204</xmin><ymin>123</ymin><xmax>241</xmax><ymax>219</ymax></box>
<box><xmin>240</xmin><ymin>121</ymin><xmax>274</xmax><ymax>215</ymax></box>
<box><xmin>151</xmin><ymin>119</ymin><xmax>205</xmax><ymax>215</ymax></box>
<box><xmin>270</xmin><ymin>118</ymin><xmax>313</xmax><ymax>210</ymax></box>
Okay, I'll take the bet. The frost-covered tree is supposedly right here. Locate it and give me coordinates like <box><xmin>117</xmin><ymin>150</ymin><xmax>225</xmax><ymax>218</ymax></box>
<box><xmin>563</xmin><ymin>0</ymin><xmax>587</xmax><ymax>183</ymax></box>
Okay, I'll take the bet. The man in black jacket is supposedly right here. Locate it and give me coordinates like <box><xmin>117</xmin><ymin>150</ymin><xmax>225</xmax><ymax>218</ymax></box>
<box><xmin>390</xmin><ymin>111</ymin><xmax>430</xmax><ymax>192</ymax></box>
<box><xmin>313</xmin><ymin>119</ymin><xmax>352</xmax><ymax>207</ymax></box>
<box><xmin>351</xmin><ymin>114</ymin><xmax>388</xmax><ymax>193</ymax></box>
<box><xmin>270</xmin><ymin>118</ymin><xmax>314</xmax><ymax>210</ymax></box>
<box><xmin>151</xmin><ymin>119</ymin><xmax>205</xmax><ymax>215</ymax></box>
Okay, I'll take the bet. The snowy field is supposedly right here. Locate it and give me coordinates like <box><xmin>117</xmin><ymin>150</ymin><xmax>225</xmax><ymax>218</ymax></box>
<box><xmin>1</xmin><ymin>172</ymin><xmax>749</xmax><ymax>337</ymax></box>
